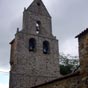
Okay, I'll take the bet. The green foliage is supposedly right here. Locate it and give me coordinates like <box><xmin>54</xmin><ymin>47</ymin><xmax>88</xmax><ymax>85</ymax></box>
<box><xmin>60</xmin><ymin>64</ymin><xmax>73</xmax><ymax>75</ymax></box>
<box><xmin>59</xmin><ymin>53</ymin><xmax>79</xmax><ymax>75</ymax></box>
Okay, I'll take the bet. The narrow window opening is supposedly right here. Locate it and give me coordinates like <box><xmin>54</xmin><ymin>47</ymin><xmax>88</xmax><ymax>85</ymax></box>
<box><xmin>29</xmin><ymin>38</ymin><xmax>36</xmax><ymax>52</ymax></box>
<box><xmin>43</xmin><ymin>41</ymin><xmax>50</xmax><ymax>54</ymax></box>
<box><xmin>37</xmin><ymin>2</ymin><xmax>40</xmax><ymax>6</ymax></box>
<box><xmin>10</xmin><ymin>61</ymin><xmax>14</xmax><ymax>66</ymax></box>
<box><xmin>36</xmin><ymin>21</ymin><xmax>41</xmax><ymax>34</ymax></box>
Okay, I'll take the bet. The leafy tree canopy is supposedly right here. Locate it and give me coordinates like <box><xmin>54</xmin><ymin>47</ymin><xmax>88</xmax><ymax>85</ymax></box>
<box><xmin>59</xmin><ymin>53</ymin><xmax>79</xmax><ymax>75</ymax></box>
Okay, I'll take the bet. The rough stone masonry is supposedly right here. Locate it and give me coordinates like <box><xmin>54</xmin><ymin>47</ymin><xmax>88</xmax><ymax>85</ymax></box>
<box><xmin>9</xmin><ymin>0</ymin><xmax>60</xmax><ymax>88</ymax></box>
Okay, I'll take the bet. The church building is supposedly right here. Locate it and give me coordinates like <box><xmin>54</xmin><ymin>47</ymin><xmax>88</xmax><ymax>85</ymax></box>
<box><xmin>9</xmin><ymin>0</ymin><xmax>60</xmax><ymax>88</ymax></box>
<box><xmin>9</xmin><ymin>0</ymin><xmax>88</xmax><ymax>88</ymax></box>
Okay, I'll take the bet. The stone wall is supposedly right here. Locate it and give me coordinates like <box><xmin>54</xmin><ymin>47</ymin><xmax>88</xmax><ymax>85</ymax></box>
<box><xmin>9</xmin><ymin>0</ymin><xmax>60</xmax><ymax>87</ymax></box>
<box><xmin>77</xmin><ymin>30</ymin><xmax>88</xmax><ymax>88</ymax></box>
<box><xmin>78</xmin><ymin>33</ymin><xmax>88</xmax><ymax>78</ymax></box>
<box><xmin>32</xmin><ymin>72</ymin><xmax>81</xmax><ymax>88</ymax></box>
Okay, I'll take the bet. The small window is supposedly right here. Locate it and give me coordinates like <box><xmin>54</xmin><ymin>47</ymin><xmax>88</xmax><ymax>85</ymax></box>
<box><xmin>37</xmin><ymin>2</ymin><xmax>41</xmax><ymax>6</ymax></box>
<box><xmin>29</xmin><ymin>38</ymin><xmax>36</xmax><ymax>51</ymax></box>
<box><xmin>36</xmin><ymin>21</ymin><xmax>41</xmax><ymax>34</ymax></box>
<box><xmin>43</xmin><ymin>41</ymin><xmax>50</xmax><ymax>54</ymax></box>
<box><xmin>10</xmin><ymin>61</ymin><xmax>14</xmax><ymax>66</ymax></box>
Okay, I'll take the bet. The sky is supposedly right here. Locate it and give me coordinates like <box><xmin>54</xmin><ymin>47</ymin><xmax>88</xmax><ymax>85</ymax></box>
<box><xmin>1</xmin><ymin>0</ymin><xmax>88</xmax><ymax>88</ymax></box>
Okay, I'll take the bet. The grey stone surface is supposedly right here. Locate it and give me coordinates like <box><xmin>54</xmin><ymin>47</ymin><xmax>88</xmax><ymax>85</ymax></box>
<box><xmin>9</xmin><ymin>0</ymin><xmax>60</xmax><ymax>88</ymax></box>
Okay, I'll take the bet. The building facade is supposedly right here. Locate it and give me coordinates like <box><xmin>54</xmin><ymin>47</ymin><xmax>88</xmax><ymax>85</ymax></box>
<box><xmin>9</xmin><ymin>0</ymin><xmax>88</xmax><ymax>88</ymax></box>
<box><xmin>9</xmin><ymin>0</ymin><xmax>60</xmax><ymax>88</ymax></box>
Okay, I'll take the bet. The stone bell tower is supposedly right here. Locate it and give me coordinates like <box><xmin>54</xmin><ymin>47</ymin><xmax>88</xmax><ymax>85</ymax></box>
<box><xmin>9</xmin><ymin>0</ymin><xmax>60</xmax><ymax>88</ymax></box>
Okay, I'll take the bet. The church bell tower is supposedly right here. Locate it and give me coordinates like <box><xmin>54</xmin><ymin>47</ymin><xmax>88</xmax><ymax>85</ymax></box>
<box><xmin>9</xmin><ymin>0</ymin><xmax>60</xmax><ymax>88</ymax></box>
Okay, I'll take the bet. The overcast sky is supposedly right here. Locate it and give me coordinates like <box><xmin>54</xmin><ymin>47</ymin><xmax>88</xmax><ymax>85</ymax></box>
<box><xmin>1</xmin><ymin>0</ymin><xmax>88</xmax><ymax>87</ymax></box>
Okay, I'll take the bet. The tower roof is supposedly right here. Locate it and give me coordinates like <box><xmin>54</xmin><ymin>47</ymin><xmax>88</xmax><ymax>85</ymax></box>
<box><xmin>26</xmin><ymin>0</ymin><xmax>51</xmax><ymax>17</ymax></box>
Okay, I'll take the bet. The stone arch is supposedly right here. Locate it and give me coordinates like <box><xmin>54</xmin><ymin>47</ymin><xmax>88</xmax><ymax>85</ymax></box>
<box><xmin>43</xmin><ymin>40</ymin><xmax>50</xmax><ymax>54</ymax></box>
<box><xmin>36</xmin><ymin>21</ymin><xmax>41</xmax><ymax>34</ymax></box>
<box><xmin>29</xmin><ymin>38</ymin><xmax>36</xmax><ymax>51</ymax></box>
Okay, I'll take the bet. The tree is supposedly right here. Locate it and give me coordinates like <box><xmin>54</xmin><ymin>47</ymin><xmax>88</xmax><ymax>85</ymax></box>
<box><xmin>59</xmin><ymin>53</ymin><xmax>79</xmax><ymax>75</ymax></box>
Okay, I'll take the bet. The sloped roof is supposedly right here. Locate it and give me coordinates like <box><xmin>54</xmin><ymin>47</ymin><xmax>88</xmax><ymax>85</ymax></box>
<box><xmin>32</xmin><ymin>71</ymin><xmax>80</xmax><ymax>88</ymax></box>
<box><xmin>9</xmin><ymin>39</ymin><xmax>15</xmax><ymax>44</ymax></box>
<box><xmin>75</xmin><ymin>28</ymin><xmax>88</xmax><ymax>38</ymax></box>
